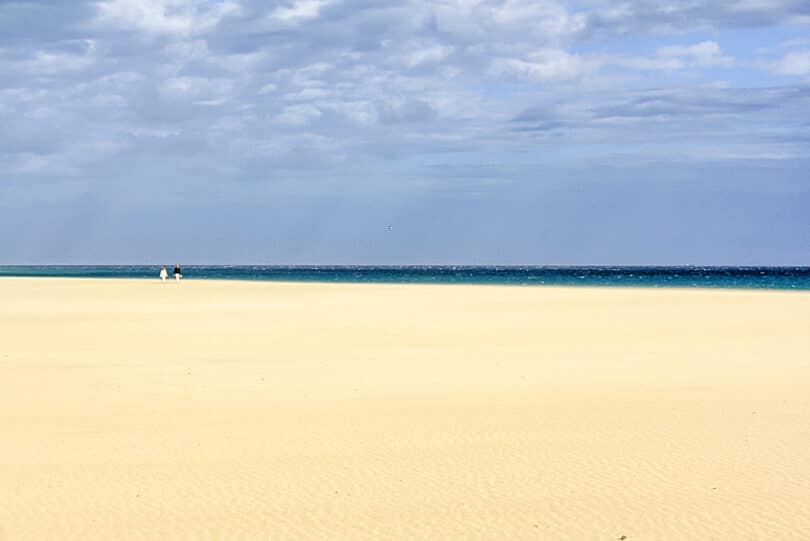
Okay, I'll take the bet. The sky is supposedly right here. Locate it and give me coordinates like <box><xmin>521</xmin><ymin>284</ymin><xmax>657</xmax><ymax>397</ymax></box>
<box><xmin>1</xmin><ymin>0</ymin><xmax>809</xmax><ymax>265</ymax></box>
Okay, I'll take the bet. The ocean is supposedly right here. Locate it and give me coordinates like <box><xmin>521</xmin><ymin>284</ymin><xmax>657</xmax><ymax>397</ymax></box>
<box><xmin>1</xmin><ymin>266</ymin><xmax>809</xmax><ymax>290</ymax></box>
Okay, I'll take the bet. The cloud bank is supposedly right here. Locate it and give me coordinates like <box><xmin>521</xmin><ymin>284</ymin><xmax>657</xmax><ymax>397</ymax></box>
<box><xmin>1</xmin><ymin>0</ymin><xmax>808</xmax><ymax>264</ymax></box>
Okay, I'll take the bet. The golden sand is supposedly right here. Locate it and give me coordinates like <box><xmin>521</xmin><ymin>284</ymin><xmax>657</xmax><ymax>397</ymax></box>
<box><xmin>1</xmin><ymin>278</ymin><xmax>809</xmax><ymax>540</ymax></box>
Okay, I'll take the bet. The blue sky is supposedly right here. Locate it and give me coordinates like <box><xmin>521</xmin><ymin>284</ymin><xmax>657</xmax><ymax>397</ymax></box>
<box><xmin>1</xmin><ymin>0</ymin><xmax>808</xmax><ymax>264</ymax></box>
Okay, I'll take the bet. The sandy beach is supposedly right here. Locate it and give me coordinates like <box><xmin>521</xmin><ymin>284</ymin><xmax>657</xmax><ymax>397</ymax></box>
<box><xmin>1</xmin><ymin>277</ymin><xmax>809</xmax><ymax>540</ymax></box>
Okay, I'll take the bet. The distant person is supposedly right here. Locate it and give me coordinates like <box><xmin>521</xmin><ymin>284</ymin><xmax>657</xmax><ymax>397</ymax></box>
<box><xmin>173</xmin><ymin>264</ymin><xmax>182</xmax><ymax>283</ymax></box>
<box><xmin>159</xmin><ymin>266</ymin><xmax>168</xmax><ymax>283</ymax></box>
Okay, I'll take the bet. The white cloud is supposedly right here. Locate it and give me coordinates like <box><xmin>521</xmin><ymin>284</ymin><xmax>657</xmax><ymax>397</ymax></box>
<box><xmin>403</xmin><ymin>44</ymin><xmax>455</xmax><ymax>67</ymax></box>
<box><xmin>273</xmin><ymin>62</ymin><xmax>333</xmax><ymax>88</ymax></box>
<box><xmin>4</xmin><ymin>0</ymin><xmax>809</xmax><ymax>200</ymax></box>
<box><xmin>770</xmin><ymin>50</ymin><xmax>810</xmax><ymax>76</ymax></box>
<box><xmin>276</xmin><ymin>104</ymin><xmax>322</xmax><ymax>126</ymax></box>
<box><xmin>378</xmin><ymin>98</ymin><xmax>437</xmax><ymax>124</ymax></box>
<box><xmin>95</xmin><ymin>0</ymin><xmax>239</xmax><ymax>35</ymax></box>
<box><xmin>13</xmin><ymin>40</ymin><xmax>97</xmax><ymax>75</ymax></box>
<box><xmin>490</xmin><ymin>49</ymin><xmax>593</xmax><ymax>82</ymax></box>
<box><xmin>209</xmin><ymin>50</ymin><xmax>269</xmax><ymax>73</ymax></box>
<box><xmin>284</xmin><ymin>87</ymin><xmax>332</xmax><ymax>101</ymax></box>
<box><xmin>270</xmin><ymin>0</ymin><xmax>333</xmax><ymax>23</ymax></box>
<box><xmin>88</xmin><ymin>93</ymin><xmax>127</xmax><ymax>108</ymax></box>
<box><xmin>160</xmin><ymin>76</ymin><xmax>233</xmax><ymax>100</ymax></box>
<box><xmin>426</xmin><ymin>0</ymin><xmax>586</xmax><ymax>44</ymax></box>
<box><xmin>321</xmin><ymin>101</ymin><xmax>377</xmax><ymax>126</ymax></box>
<box><xmin>657</xmin><ymin>41</ymin><xmax>734</xmax><ymax>67</ymax></box>
<box><xmin>490</xmin><ymin>0</ymin><xmax>587</xmax><ymax>39</ymax></box>
<box><xmin>20</xmin><ymin>51</ymin><xmax>95</xmax><ymax>74</ymax></box>
<box><xmin>258</xmin><ymin>83</ymin><xmax>278</xmax><ymax>95</ymax></box>
<box><xmin>578</xmin><ymin>0</ymin><xmax>810</xmax><ymax>35</ymax></box>
<box><xmin>587</xmin><ymin>41</ymin><xmax>734</xmax><ymax>73</ymax></box>
<box><xmin>163</xmin><ymin>40</ymin><xmax>209</xmax><ymax>62</ymax></box>
<box><xmin>193</xmin><ymin>97</ymin><xmax>228</xmax><ymax>106</ymax></box>
<box><xmin>599</xmin><ymin>53</ymin><xmax>682</xmax><ymax>72</ymax></box>
<box><xmin>130</xmin><ymin>127</ymin><xmax>180</xmax><ymax>138</ymax></box>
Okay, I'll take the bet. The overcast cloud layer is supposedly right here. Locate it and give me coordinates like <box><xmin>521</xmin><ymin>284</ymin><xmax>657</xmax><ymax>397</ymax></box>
<box><xmin>1</xmin><ymin>0</ymin><xmax>809</xmax><ymax>264</ymax></box>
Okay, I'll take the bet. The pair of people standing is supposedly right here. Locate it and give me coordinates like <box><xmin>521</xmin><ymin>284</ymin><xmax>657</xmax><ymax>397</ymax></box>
<box><xmin>160</xmin><ymin>265</ymin><xmax>183</xmax><ymax>283</ymax></box>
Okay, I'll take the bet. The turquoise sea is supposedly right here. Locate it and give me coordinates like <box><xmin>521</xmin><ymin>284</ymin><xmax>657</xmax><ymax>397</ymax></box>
<box><xmin>1</xmin><ymin>266</ymin><xmax>809</xmax><ymax>290</ymax></box>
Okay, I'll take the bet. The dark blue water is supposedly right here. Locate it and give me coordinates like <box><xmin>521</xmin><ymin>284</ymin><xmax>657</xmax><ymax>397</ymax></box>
<box><xmin>1</xmin><ymin>266</ymin><xmax>809</xmax><ymax>290</ymax></box>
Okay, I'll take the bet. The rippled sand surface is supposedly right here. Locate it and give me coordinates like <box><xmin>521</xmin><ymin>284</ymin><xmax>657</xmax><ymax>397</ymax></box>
<box><xmin>1</xmin><ymin>278</ymin><xmax>809</xmax><ymax>540</ymax></box>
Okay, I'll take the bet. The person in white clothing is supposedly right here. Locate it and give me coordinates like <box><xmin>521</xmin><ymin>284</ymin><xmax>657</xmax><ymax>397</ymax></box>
<box><xmin>159</xmin><ymin>266</ymin><xmax>168</xmax><ymax>283</ymax></box>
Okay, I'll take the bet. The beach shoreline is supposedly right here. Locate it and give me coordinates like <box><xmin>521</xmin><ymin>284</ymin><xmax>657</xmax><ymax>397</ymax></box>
<box><xmin>3</xmin><ymin>274</ymin><xmax>810</xmax><ymax>295</ymax></box>
<box><xmin>1</xmin><ymin>278</ymin><xmax>809</xmax><ymax>539</ymax></box>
